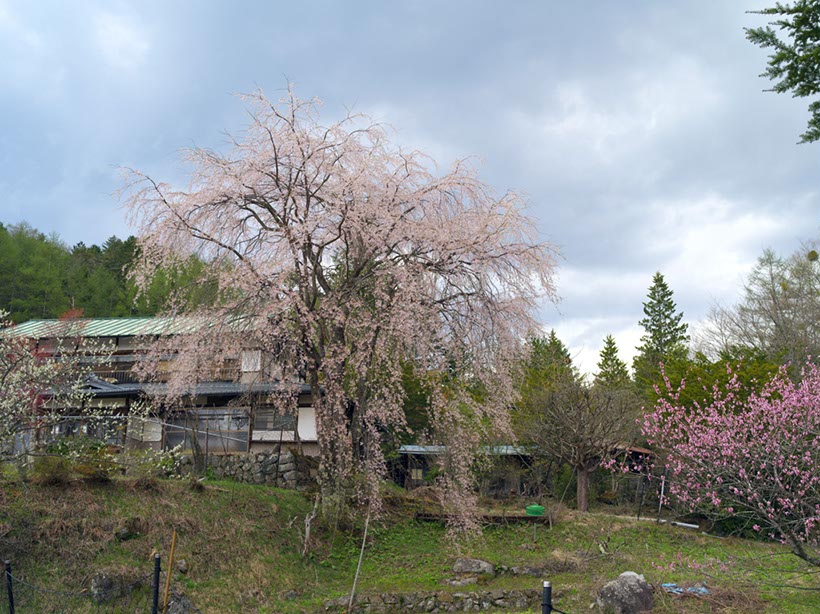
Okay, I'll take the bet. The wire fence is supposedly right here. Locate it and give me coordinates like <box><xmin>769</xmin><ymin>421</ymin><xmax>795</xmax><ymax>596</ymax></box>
<box><xmin>0</xmin><ymin>555</ymin><xmax>175</xmax><ymax>614</ymax></box>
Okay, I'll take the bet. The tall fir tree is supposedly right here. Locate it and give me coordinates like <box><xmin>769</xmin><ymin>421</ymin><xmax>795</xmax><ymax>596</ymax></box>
<box><xmin>595</xmin><ymin>334</ymin><xmax>630</xmax><ymax>389</ymax></box>
<box><xmin>521</xmin><ymin>330</ymin><xmax>575</xmax><ymax>393</ymax></box>
<box><xmin>540</xmin><ymin>329</ymin><xmax>573</xmax><ymax>367</ymax></box>
<box><xmin>633</xmin><ymin>272</ymin><xmax>689</xmax><ymax>398</ymax></box>
<box><xmin>517</xmin><ymin>330</ymin><xmax>577</xmax><ymax>424</ymax></box>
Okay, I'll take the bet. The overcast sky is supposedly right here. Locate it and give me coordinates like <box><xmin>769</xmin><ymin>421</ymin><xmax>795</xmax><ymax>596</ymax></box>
<box><xmin>0</xmin><ymin>1</ymin><xmax>816</xmax><ymax>373</ymax></box>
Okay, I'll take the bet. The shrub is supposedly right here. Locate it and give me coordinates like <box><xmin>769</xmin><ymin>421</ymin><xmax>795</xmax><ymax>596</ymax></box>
<box><xmin>30</xmin><ymin>455</ymin><xmax>71</xmax><ymax>486</ymax></box>
<box><xmin>47</xmin><ymin>437</ymin><xmax>118</xmax><ymax>483</ymax></box>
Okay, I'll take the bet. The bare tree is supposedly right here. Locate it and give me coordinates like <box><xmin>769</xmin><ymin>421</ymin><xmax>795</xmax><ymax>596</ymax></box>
<box><xmin>520</xmin><ymin>371</ymin><xmax>637</xmax><ymax>512</ymax></box>
<box><xmin>699</xmin><ymin>245</ymin><xmax>820</xmax><ymax>364</ymax></box>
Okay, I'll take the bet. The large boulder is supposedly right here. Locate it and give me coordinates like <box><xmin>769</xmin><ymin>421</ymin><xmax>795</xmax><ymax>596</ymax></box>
<box><xmin>452</xmin><ymin>557</ymin><xmax>494</xmax><ymax>576</ymax></box>
<box><xmin>88</xmin><ymin>570</ymin><xmax>143</xmax><ymax>604</ymax></box>
<box><xmin>596</xmin><ymin>571</ymin><xmax>654</xmax><ymax>613</ymax></box>
<box><xmin>114</xmin><ymin>517</ymin><xmax>143</xmax><ymax>541</ymax></box>
<box><xmin>165</xmin><ymin>589</ymin><xmax>201</xmax><ymax>614</ymax></box>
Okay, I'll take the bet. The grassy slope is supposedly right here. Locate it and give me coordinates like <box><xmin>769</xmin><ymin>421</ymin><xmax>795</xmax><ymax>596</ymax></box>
<box><xmin>0</xmin><ymin>478</ymin><xmax>817</xmax><ymax>613</ymax></box>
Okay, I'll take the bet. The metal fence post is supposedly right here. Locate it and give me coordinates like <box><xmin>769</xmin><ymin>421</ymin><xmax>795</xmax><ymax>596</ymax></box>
<box><xmin>4</xmin><ymin>561</ymin><xmax>14</xmax><ymax>614</ymax></box>
<box><xmin>152</xmin><ymin>554</ymin><xmax>161</xmax><ymax>614</ymax></box>
<box><xmin>656</xmin><ymin>471</ymin><xmax>667</xmax><ymax>524</ymax></box>
<box><xmin>541</xmin><ymin>580</ymin><xmax>551</xmax><ymax>614</ymax></box>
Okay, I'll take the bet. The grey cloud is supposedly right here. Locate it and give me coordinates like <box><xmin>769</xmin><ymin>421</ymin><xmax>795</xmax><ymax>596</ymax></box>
<box><xmin>0</xmin><ymin>0</ymin><xmax>815</xmax><ymax>369</ymax></box>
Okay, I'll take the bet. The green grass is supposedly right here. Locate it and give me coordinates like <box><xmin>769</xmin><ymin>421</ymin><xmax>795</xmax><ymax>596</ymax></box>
<box><xmin>336</xmin><ymin>514</ymin><xmax>818</xmax><ymax>613</ymax></box>
<box><xmin>0</xmin><ymin>477</ymin><xmax>818</xmax><ymax>612</ymax></box>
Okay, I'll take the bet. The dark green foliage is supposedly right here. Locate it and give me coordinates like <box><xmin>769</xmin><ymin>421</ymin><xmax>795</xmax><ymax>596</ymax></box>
<box><xmin>515</xmin><ymin>331</ymin><xmax>576</xmax><ymax>437</ymax></box>
<box><xmin>633</xmin><ymin>272</ymin><xmax>689</xmax><ymax>400</ymax></box>
<box><xmin>128</xmin><ymin>254</ymin><xmax>223</xmax><ymax>315</ymax></box>
<box><xmin>0</xmin><ymin>221</ymin><xmax>218</xmax><ymax>323</ymax></box>
<box><xmin>746</xmin><ymin>1</ymin><xmax>820</xmax><ymax>143</ymax></box>
<box><xmin>0</xmin><ymin>222</ymin><xmax>71</xmax><ymax>321</ymax></box>
<box><xmin>516</xmin><ymin>330</ymin><xmax>579</xmax><ymax>428</ymax></box>
<box><xmin>65</xmin><ymin>237</ymin><xmax>136</xmax><ymax>317</ymax></box>
<box><xmin>594</xmin><ymin>334</ymin><xmax>630</xmax><ymax>389</ymax></box>
<box><xmin>636</xmin><ymin>272</ymin><xmax>689</xmax><ymax>357</ymax></box>
<box><xmin>660</xmin><ymin>348</ymin><xmax>780</xmax><ymax>411</ymax></box>
<box><xmin>399</xmin><ymin>362</ymin><xmax>432</xmax><ymax>443</ymax></box>
<box><xmin>521</xmin><ymin>330</ymin><xmax>577</xmax><ymax>393</ymax></box>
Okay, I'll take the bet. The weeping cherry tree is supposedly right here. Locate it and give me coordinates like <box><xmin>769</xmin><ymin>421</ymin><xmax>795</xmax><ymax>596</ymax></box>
<box><xmin>121</xmin><ymin>88</ymin><xmax>558</xmax><ymax>520</ymax></box>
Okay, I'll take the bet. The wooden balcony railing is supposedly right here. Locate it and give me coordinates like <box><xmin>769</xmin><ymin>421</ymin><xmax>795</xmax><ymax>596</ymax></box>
<box><xmin>92</xmin><ymin>367</ymin><xmax>239</xmax><ymax>384</ymax></box>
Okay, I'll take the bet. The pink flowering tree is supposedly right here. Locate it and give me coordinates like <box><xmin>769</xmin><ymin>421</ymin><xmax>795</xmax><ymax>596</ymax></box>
<box><xmin>120</xmin><ymin>88</ymin><xmax>558</xmax><ymax>518</ymax></box>
<box><xmin>643</xmin><ymin>363</ymin><xmax>820</xmax><ymax>566</ymax></box>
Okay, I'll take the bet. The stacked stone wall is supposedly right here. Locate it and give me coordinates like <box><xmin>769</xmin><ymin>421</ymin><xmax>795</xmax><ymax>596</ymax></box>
<box><xmin>181</xmin><ymin>448</ymin><xmax>316</xmax><ymax>490</ymax></box>
<box><xmin>324</xmin><ymin>589</ymin><xmax>541</xmax><ymax>612</ymax></box>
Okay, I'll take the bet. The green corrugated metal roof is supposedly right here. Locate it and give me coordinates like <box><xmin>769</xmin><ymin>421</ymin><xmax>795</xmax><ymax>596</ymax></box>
<box><xmin>4</xmin><ymin>316</ymin><xmax>205</xmax><ymax>338</ymax></box>
<box><xmin>398</xmin><ymin>445</ymin><xmax>531</xmax><ymax>456</ymax></box>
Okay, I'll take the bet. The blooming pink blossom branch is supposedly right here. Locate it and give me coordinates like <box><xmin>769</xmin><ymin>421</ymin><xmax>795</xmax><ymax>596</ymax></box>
<box><xmin>637</xmin><ymin>363</ymin><xmax>820</xmax><ymax>567</ymax></box>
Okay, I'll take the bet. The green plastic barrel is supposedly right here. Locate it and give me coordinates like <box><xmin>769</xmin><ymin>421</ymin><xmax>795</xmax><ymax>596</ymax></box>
<box><xmin>525</xmin><ymin>504</ymin><xmax>545</xmax><ymax>517</ymax></box>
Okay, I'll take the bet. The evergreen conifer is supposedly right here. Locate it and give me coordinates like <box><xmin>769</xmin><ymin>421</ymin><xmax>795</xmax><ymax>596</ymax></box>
<box><xmin>633</xmin><ymin>272</ymin><xmax>689</xmax><ymax>397</ymax></box>
<box><xmin>595</xmin><ymin>334</ymin><xmax>630</xmax><ymax>388</ymax></box>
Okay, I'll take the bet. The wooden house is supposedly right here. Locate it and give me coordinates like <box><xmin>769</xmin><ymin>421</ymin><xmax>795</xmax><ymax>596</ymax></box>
<box><xmin>5</xmin><ymin>317</ymin><xmax>319</xmax><ymax>456</ymax></box>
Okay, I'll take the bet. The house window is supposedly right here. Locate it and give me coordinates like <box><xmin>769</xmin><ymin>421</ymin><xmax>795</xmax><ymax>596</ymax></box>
<box><xmin>241</xmin><ymin>350</ymin><xmax>262</xmax><ymax>373</ymax></box>
<box><xmin>253</xmin><ymin>409</ymin><xmax>296</xmax><ymax>431</ymax></box>
<box><xmin>165</xmin><ymin>409</ymin><xmax>249</xmax><ymax>453</ymax></box>
<box><xmin>410</xmin><ymin>467</ymin><xmax>424</xmax><ymax>481</ymax></box>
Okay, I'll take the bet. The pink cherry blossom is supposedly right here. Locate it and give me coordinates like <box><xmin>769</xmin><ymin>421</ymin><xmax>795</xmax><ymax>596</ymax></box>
<box><xmin>120</xmin><ymin>87</ymin><xmax>559</xmax><ymax>521</ymax></box>
<box><xmin>634</xmin><ymin>362</ymin><xmax>820</xmax><ymax>567</ymax></box>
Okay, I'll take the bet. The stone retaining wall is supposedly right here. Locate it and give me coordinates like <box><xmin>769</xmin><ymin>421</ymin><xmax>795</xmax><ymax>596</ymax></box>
<box><xmin>324</xmin><ymin>589</ymin><xmax>541</xmax><ymax>612</ymax></box>
<box><xmin>182</xmin><ymin>448</ymin><xmax>317</xmax><ymax>489</ymax></box>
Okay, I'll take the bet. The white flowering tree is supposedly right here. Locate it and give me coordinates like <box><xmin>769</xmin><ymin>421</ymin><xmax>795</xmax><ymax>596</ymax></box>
<box><xmin>122</xmin><ymin>88</ymin><xmax>558</xmax><ymax>518</ymax></box>
<box><xmin>0</xmin><ymin>313</ymin><xmax>105</xmax><ymax>457</ymax></box>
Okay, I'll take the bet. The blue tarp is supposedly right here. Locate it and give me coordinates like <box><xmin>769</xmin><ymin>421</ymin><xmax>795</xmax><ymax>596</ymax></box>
<box><xmin>661</xmin><ymin>583</ymin><xmax>709</xmax><ymax>595</ymax></box>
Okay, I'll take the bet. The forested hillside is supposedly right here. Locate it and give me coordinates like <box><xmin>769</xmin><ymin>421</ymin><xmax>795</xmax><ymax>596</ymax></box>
<box><xmin>0</xmin><ymin>222</ymin><xmax>212</xmax><ymax>323</ymax></box>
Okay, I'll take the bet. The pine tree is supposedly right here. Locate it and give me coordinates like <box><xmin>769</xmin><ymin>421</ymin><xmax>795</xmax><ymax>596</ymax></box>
<box><xmin>522</xmin><ymin>330</ymin><xmax>575</xmax><ymax>391</ymax></box>
<box><xmin>633</xmin><ymin>272</ymin><xmax>689</xmax><ymax>397</ymax></box>
<box><xmin>595</xmin><ymin>334</ymin><xmax>630</xmax><ymax>388</ymax></box>
<box><xmin>540</xmin><ymin>329</ymin><xmax>573</xmax><ymax>368</ymax></box>
<box><xmin>517</xmin><ymin>330</ymin><xmax>577</xmax><ymax>417</ymax></box>
<box><xmin>746</xmin><ymin>1</ymin><xmax>820</xmax><ymax>144</ymax></box>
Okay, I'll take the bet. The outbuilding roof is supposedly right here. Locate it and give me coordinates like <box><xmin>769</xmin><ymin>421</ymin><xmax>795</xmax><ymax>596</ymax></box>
<box><xmin>398</xmin><ymin>444</ymin><xmax>531</xmax><ymax>456</ymax></box>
